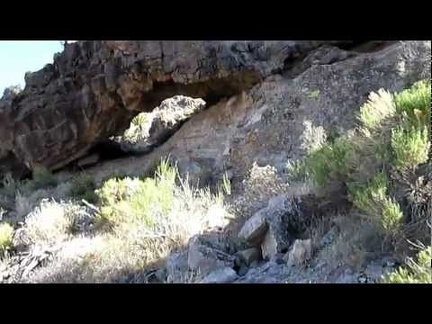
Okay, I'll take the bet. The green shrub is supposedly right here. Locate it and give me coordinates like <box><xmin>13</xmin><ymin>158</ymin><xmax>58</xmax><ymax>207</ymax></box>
<box><xmin>391</xmin><ymin>80</ymin><xmax>431</xmax><ymax>170</ymax></box>
<box><xmin>326</xmin><ymin>128</ymin><xmax>341</xmax><ymax>144</ymax></box>
<box><xmin>349</xmin><ymin>172</ymin><xmax>388</xmax><ymax>217</ymax></box>
<box><xmin>302</xmin><ymin>81</ymin><xmax>430</xmax><ymax>256</ymax></box>
<box><xmin>381</xmin><ymin>199</ymin><xmax>404</xmax><ymax>231</ymax></box>
<box><xmin>391</xmin><ymin>126</ymin><xmax>430</xmax><ymax>170</ymax></box>
<box><xmin>68</xmin><ymin>173</ymin><xmax>98</xmax><ymax>203</ymax></box>
<box><xmin>96</xmin><ymin>160</ymin><xmax>177</xmax><ymax>229</ymax></box>
<box><xmin>286</xmin><ymin>160</ymin><xmax>308</xmax><ymax>182</ymax></box>
<box><xmin>393</xmin><ymin>80</ymin><xmax>431</xmax><ymax>129</ymax></box>
<box><xmin>0</xmin><ymin>222</ymin><xmax>14</xmax><ymax>253</ymax></box>
<box><xmin>303</xmin><ymin>137</ymin><xmax>353</xmax><ymax>187</ymax></box>
<box><xmin>27</xmin><ymin>167</ymin><xmax>58</xmax><ymax>191</ymax></box>
<box><xmin>383</xmin><ymin>246</ymin><xmax>431</xmax><ymax>283</ymax></box>
<box><xmin>131</xmin><ymin>113</ymin><xmax>150</xmax><ymax>127</ymax></box>
<box><xmin>348</xmin><ymin>172</ymin><xmax>403</xmax><ymax>231</ymax></box>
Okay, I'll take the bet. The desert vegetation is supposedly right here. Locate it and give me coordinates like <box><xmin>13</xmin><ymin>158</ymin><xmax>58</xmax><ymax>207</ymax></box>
<box><xmin>289</xmin><ymin>80</ymin><xmax>431</xmax><ymax>281</ymax></box>
<box><xmin>0</xmin><ymin>158</ymin><xmax>233</xmax><ymax>282</ymax></box>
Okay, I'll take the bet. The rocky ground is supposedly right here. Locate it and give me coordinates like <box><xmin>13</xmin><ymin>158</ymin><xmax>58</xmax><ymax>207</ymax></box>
<box><xmin>155</xmin><ymin>195</ymin><xmax>400</xmax><ymax>284</ymax></box>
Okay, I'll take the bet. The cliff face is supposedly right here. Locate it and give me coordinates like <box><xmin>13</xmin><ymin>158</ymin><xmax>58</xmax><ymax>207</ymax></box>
<box><xmin>0</xmin><ymin>40</ymin><xmax>340</xmax><ymax>177</ymax></box>
<box><xmin>0</xmin><ymin>41</ymin><xmax>430</xmax><ymax>181</ymax></box>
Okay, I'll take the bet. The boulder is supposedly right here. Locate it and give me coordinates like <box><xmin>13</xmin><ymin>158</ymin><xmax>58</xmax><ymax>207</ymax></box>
<box><xmin>235</xmin><ymin>247</ymin><xmax>261</xmax><ymax>266</ymax></box>
<box><xmin>284</xmin><ymin>239</ymin><xmax>313</xmax><ymax>267</ymax></box>
<box><xmin>200</xmin><ymin>267</ymin><xmax>238</xmax><ymax>283</ymax></box>
<box><xmin>237</xmin><ymin>209</ymin><xmax>268</xmax><ymax>244</ymax></box>
<box><xmin>187</xmin><ymin>235</ymin><xmax>236</xmax><ymax>276</ymax></box>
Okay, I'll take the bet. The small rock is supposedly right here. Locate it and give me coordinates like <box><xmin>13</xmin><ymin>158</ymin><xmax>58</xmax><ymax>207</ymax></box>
<box><xmin>315</xmin><ymin>260</ymin><xmax>327</xmax><ymax>270</ymax></box>
<box><xmin>357</xmin><ymin>272</ymin><xmax>368</xmax><ymax>283</ymax></box>
<box><xmin>319</xmin><ymin>228</ymin><xmax>337</xmax><ymax>248</ymax></box>
<box><xmin>261</xmin><ymin>230</ymin><xmax>278</xmax><ymax>260</ymax></box>
<box><xmin>76</xmin><ymin>153</ymin><xmax>100</xmax><ymax>168</ymax></box>
<box><xmin>260</xmin><ymin>219</ymin><xmax>292</xmax><ymax>260</ymax></box>
<box><xmin>205</xmin><ymin>204</ymin><xmax>229</xmax><ymax>230</ymax></box>
<box><xmin>250</xmin><ymin>260</ymin><xmax>259</xmax><ymax>268</ymax></box>
<box><xmin>285</xmin><ymin>239</ymin><xmax>312</xmax><ymax>267</ymax></box>
<box><xmin>166</xmin><ymin>251</ymin><xmax>189</xmax><ymax>282</ymax></box>
<box><xmin>259</xmin><ymin>195</ymin><xmax>295</xmax><ymax>260</ymax></box>
<box><xmin>381</xmin><ymin>256</ymin><xmax>399</xmax><ymax>268</ymax></box>
<box><xmin>384</xmin><ymin>260</ymin><xmax>397</xmax><ymax>268</ymax></box>
<box><xmin>200</xmin><ymin>267</ymin><xmax>238</xmax><ymax>283</ymax></box>
<box><xmin>335</xmin><ymin>276</ymin><xmax>355</xmax><ymax>283</ymax></box>
<box><xmin>265</xmin><ymin>195</ymin><xmax>303</xmax><ymax>227</ymax></box>
<box><xmin>365</xmin><ymin>261</ymin><xmax>395</xmax><ymax>282</ymax></box>
<box><xmin>235</xmin><ymin>248</ymin><xmax>261</xmax><ymax>266</ymax></box>
<box><xmin>238</xmin><ymin>265</ymin><xmax>249</xmax><ymax>277</ymax></box>
<box><xmin>155</xmin><ymin>268</ymin><xmax>167</xmax><ymax>282</ymax></box>
<box><xmin>270</xmin><ymin>252</ymin><xmax>284</xmax><ymax>262</ymax></box>
<box><xmin>365</xmin><ymin>263</ymin><xmax>384</xmax><ymax>278</ymax></box>
<box><xmin>267</xmin><ymin>195</ymin><xmax>290</xmax><ymax>211</ymax></box>
<box><xmin>238</xmin><ymin>209</ymin><xmax>268</xmax><ymax>244</ymax></box>
<box><xmin>188</xmin><ymin>236</ymin><xmax>236</xmax><ymax>276</ymax></box>
<box><xmin>334</xmin><ymin>268</ymin><xmax>357</xmax><ymax>283</ymax></box>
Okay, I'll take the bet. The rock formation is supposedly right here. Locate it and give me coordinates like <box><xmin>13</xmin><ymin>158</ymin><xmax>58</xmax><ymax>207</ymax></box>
<box><xmin>0</xmin><ymin>41</ymin><xmax>429</xmax><ymax>186</ymax></box>
<box><xmin>76</xmin><ymin>41</ymin><xmax>430</xmax><ymax>189</ymax></box>
<box><xmin>1</xmin><ymin>40</ymin><xmax>346</xmax><ymax>178</ymax></box>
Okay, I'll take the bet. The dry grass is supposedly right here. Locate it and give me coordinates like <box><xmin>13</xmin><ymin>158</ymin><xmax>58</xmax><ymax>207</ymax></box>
<box><xmin>14</xmin><ymin>191</ymin><xmax>34</xmax><ymax>222</ymax></box>
<box><xmin>24</xmin><ymin>199</ymin><xmax>88</xmax><ymax>246</ymax></box>
<box><xmin>300</xmin><ymin>120</ymin><xmax>327</xmax><ymax>154</ymax></box>
<box><xmin>20</xmin><ymin>160</ymin><xmax>233</xmax><ymax>283</ymax></box>
<box><xmin>358</xmin><ymin>89</ymin><xmax>396</xmax><ymax>130</ymax></box>
<box><xmin>0</xmin><ymin>172</ymin><xmax>73</xmax><ymax>226</ymax></box>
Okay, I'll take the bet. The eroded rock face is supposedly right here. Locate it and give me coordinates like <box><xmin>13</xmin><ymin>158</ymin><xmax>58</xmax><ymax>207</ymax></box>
<box><xmin>0</xmin><ymin>40</ymin><xmax>335</xmax><ymax>177</ymax></box>
<box><xmin>129</xmin><ymin>41</ymin><xmax>431</xmax><ymax>186</ymax></box>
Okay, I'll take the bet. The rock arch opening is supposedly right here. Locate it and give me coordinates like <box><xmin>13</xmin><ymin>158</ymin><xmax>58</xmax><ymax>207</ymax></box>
<box><xmin>71</xmin><ymin>94</ymin><xmax>209</xmax><ymax>170</ymax></box>
<box><xmin>1</xmin><ymin>40</ymin><xmax>382</xmax><ymax>179</ymax></box>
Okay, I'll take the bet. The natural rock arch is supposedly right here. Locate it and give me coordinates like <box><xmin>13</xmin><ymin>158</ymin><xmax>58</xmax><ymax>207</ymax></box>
<box><xmin>0</xmin><ymin>40</ymin><xmax>395</xmax><ymax>178</ymax></box>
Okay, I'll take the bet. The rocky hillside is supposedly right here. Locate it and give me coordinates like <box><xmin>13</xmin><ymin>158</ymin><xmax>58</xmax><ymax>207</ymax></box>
<box><xmin>0</xmin><ymin>40</ymin><xmax>430</xmax><ymax>283</ymax></box>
